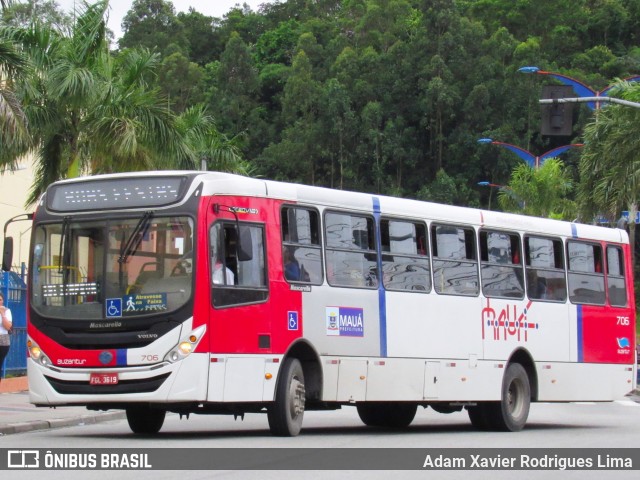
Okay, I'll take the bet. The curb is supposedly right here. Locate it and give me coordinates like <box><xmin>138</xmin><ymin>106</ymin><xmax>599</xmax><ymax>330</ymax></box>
<box><xmin>0</xmin><ymin>411</ymin><xmax>125</xmax><ymax>436</ymax></box>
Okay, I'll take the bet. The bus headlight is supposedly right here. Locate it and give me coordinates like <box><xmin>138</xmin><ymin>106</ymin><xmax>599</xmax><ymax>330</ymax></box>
<box><xmin>28</xmin><ymin>340</ymin><xmax>52</xmax><ymax>367</ymax></box>
<box><xmin>164</xmin><ymin>324</ymin><xmax>206</xmax><ymax>363</ymax></box>
<box><xmin>178</xmin><ymin>342</ymin><xmax>192</xmax><ymax>355</ymax></box>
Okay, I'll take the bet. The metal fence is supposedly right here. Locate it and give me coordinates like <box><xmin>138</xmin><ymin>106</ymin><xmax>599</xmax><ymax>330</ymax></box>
<box><xmin>1</xmin><ymin>269</ymin><xmax>27</xmax><ymax>378</ymax></box>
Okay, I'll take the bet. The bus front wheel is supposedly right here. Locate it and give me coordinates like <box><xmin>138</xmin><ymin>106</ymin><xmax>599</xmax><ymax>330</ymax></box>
<box><xmin>126</xmin><ymin>405</ymin><xmax>166</xmax><ymax>434</ymax></box>
<box><xmin>268</xmin><ymin>358</ymin><xmax>306</xmax><ymax>436</ymax></box>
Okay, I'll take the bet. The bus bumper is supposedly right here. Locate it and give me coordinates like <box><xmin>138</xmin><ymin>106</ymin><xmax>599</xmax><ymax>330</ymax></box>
<box><xmin>27</xmin><ymin>353</ymin><xmax>210</xmax><ymax>406</ymax></box>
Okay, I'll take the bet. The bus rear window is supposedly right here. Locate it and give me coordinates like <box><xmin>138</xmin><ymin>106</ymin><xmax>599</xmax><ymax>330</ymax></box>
<box><xmin>606</xmin><ymin>245</ymin><xmax>627</xmax><ymax>307</ymax></box>
<box><xmin>567</xmin><ymin>241</ymin><xmax>605</xmax><ymax>305</ymax></box>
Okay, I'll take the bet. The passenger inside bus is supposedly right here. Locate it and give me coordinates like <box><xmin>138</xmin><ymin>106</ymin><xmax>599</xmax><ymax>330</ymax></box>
<box><xmin>284</xmin><ymin>247</ymin><xmax>301</xmax><ymax>281</ymax></box>
<box><xmin>213</xmin><ymin>252</ymin><xmax>234</xmax><ymax>285</ymax></box>
<box><xmin>171</xmin><ymin>252</ymin><xmax>192</xmax><ymax>276</ymax></box>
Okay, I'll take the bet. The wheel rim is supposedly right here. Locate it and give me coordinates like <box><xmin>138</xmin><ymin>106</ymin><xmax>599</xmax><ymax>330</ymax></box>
<box><xmin>507</xmin><ymin>377</ymin><xmax>525</xmax><ymax>419</ymax></box>
<box><xmin>288</xmin><ymin>375</ymin><xmax>305</xmax><ymax>420</ymax></box>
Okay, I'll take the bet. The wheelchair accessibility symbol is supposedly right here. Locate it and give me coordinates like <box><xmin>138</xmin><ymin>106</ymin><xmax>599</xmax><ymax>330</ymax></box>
<box><xmin>106</xmin><ymin>298</ymin><xmax>123</xmax><ymax>318</ymax></box>
<box><xmin>288</xmin><ymin>311</ymin><xmax>299</xmax><ymax>331</ymax></box>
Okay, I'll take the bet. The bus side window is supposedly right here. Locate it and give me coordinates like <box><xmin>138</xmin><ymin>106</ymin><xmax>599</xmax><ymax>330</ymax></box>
<box><xmin>210</xmin><ymin>222</ymin><xmax>268</xmax><ymax>308</ymax></box>
<box><xmin>525</xmin><ymin>236</ymin><xmax>567</xmax><ymax>302</ymax></box>
<box><xmin>606</xmin><ymin>245</ymin><xmax>627</xmax><ymax>307</ymax></box>
<box><xmin>281</xmin><ymin>206</ymin><xmax>322</xmax><ymax>285</ymax></box>
<box><xmin>479</xmin><ymin>230</ymin><xmax>524</xmax><ymax>299</ymax></box>
<box><xmin>431</xmin><ymin>224</ymin><xmax>479</xmax><ymax>296</ymax></box>
<box><xmin>380</xmin><ymin>219</ymin><xmax>430</xmax><ymax>293</ymax></box>
<box><xmin>325</xmin><ymin>211</ymin><xmax>378</xmax><ymax>289</ymax></box>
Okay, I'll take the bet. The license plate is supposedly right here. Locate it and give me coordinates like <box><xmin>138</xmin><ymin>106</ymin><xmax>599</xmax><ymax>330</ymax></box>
<box><xmin>89</xmin><ymin>373</ymin><xmax>119</xmax><ymax>385</ymax></box>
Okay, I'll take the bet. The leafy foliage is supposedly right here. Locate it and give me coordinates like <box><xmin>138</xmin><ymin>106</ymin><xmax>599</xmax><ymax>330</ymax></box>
<box><xmin>4</xmin><ymin>0</ymin><xmax>640</xmax><ymax>220</ymax></box>
<box><xmin>0</xmin><ymin>0</ymin><xmax>245</xmax><ymax>205</ymax></box>
<box><xmin>579</xmin><ymin>80</ymin><xmax>640</xmax><ymax>259</ymax></box>
<box><xmin>498</xmin><ymin>158</ymin><xmax>576</xmax><ymax>219</ymax></box>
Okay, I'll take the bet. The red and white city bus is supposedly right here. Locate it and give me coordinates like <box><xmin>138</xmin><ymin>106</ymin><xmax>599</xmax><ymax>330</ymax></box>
<box><xmin>7</xmin><ymin>171</ymin><xmax>636</xmax><ymax>435</ymax></box>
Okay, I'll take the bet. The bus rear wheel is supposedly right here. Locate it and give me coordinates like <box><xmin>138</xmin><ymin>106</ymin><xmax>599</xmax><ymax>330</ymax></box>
<box><xmin>484</xmin><ymin>363</ymin><xmax>531</xmax><ymax>432</ymax></box>
<box><xmin>126</xmin><ymin>405</ymin><xmax>166</xmax><ymax>434</ymax></box>
<box><xmin>357</xmin><ymin>403</ymin><xmax>417</xmax><ymax>428</ymax></box>
<box><xmin>268</xmin><ymin>358</ymin><xmax>306</xmax><ymax>436</ymax></box>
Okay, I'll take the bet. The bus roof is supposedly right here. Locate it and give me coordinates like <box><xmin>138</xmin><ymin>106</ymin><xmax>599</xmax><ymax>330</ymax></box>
<box><xmin>50</xmin><ymin>170</ymin><xmax>628</xmax><ymax>244</ymax></box>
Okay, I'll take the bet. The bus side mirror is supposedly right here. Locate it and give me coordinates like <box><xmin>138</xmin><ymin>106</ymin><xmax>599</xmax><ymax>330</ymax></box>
<box><xmin>2</xmin><ymin>237</ymin><xmax>14</xmax><ymax>272</ymax></box>
<box><xmin>237</xmin><ymin>226</ymin><xmax>253</xmax><ymax>262</ymax></box>
<box><xmin>2</xmin><ymin>212</ymin><xmax>34</xmax><ymax>271</ymax></box>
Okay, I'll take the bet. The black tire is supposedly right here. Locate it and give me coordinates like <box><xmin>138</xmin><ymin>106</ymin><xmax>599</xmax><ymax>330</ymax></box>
<box><xmin>467</xmin><ymin>404</ymin><xmax>490</xmax><ymax>430</ymax></box>
<box><xmin>268</xmin><ymin>358</ymin><xmax>305</xmax><ymax>436</ymax></box>
<box><xmin>484</xmin><ymin>363</ymin><xmax>531</xmax><ymax>432</ymax></box>
<box><xmin>357</xmin><ymin>403</ymin><xmax>417</xmax><ymax>428</ymax></box>
<box><xmin>430</xmin><ymin>404</ymin><xmax>462</xmax><ymax>414</ymax></box>
<box><xmin>126</xmin><ymin>406</ymin><xmax>166</xmax><ymax>434</ymax></box>
<box><xmin>357</xmin><ymin>403</ymin><xmax>385</xmax><ymax>426</ymax></box>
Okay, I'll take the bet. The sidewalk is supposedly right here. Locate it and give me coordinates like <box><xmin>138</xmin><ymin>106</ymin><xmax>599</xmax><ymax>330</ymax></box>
<box><xmin>0</xmin><ymin>376</ymin><xmax>125</xmax><ymax>436</ymax></box>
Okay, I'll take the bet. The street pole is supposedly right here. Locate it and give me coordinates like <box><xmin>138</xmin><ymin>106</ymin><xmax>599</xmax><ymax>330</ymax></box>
<box><xmin>539</xmin><ymin>96</ymin><xmax>640</xmax><ymax>109</ymax></box>
<box><xmin>519</xmin><ymin>66</ymin><xmax>640</xmax><ymax>110</ymax></box>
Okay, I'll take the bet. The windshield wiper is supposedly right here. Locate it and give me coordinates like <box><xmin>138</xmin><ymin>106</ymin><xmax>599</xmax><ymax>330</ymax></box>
<box><xmin>118</xmin><ymin>211</ymin><xmax>153</xmax><ymax>264</ymax></box>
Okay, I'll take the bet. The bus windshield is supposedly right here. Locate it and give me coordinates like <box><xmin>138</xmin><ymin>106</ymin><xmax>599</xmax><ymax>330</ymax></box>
<box><xmin>31</xmin><ymin>216</ymin><xmax>194</xmax><ymax>320</ymax></box>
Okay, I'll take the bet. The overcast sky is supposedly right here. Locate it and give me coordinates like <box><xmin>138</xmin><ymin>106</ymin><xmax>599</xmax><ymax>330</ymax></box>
<box><xmin>56</xmin><ymin>1</ymin><xmax>276</xmax><ymax>39</ymax></box>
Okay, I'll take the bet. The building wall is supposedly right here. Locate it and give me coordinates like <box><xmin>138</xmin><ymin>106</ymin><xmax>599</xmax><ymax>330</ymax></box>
<box><xmin>0</xmin><ymin>157</ymin><xmax>35</xmax><ymax>270</ymax></box>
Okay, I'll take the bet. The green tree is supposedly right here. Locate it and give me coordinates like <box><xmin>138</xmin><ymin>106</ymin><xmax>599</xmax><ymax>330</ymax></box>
<box><xmin>158</xmin><ymin>51</ymin><xmax>204</xmax><ymax>113</ymax></box>
<box><xmin>498</xmin><ymin>158</ymin><xmax>575</xmax><ymax>219</ymax></box>
<box><xmin>270</xmin><ymin>50</ymin><xmax>322</xmax><ymax>184</ymax></box>
<box><xmin>420</xmin><ymin>54</ymin><xmax>459</xmax><ymax>172</ymax></box>
<box><xmin>416</xmin><ymin>169</ymin><xmax>479</xmax><ymax>206</ymax></box>
<box><xmin>175</xmin><ymin>104</ymin><xmax>249</xmax><ymax>174</ymax></box>
<box><xmin>1</xmin><ymin>0</ymin><xmax>71</xmax><ymax>29</ymax></box>
<box><xmin>177</xmin><ymin>8</ymin><xmax>218</xmax><ymax>65</ymax></box>
<box><xmin>417</xmin><ymin>168</ymin><xmax>458</xmax><ymax>205</ymax></box>
<box><xmin>0</xmin><ymin>26</ymin><xmax>30</xmax><ymax>166</ymax></box>
<box><xmin>320</xmin><ymin>77</ymin><xmax>355</xmax><ymax>189</ymax></box>
<box><xmin>2</xmin><ymin>1</ymin><xmax>243</xmax><ymax>205</ymax></box>
<box><xmin>213</xmin><ymin>31</ymin><xmax>259</xmax><ymax>136</ymax></box>
<box><xmin>254</xmin><ymin>19</ymin><xmax>300</xmax><ymax>68</ymax></box>
<box><xmin>119</xmin><ymin>0</ymin><xmax>187</xmax><ymax>56</ymax></box>
<box><xmin>359</xmin><ymin>100</ymin><xmax>384</xmax><ymax>192</ymax></box>
<box><xmin>578</xmin><ymin>80</ymin><xmax>640</xmax><ymax>260</ymax></box>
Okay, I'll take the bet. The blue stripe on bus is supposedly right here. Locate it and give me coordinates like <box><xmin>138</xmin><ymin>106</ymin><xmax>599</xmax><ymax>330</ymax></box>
<box><xmin>577</xmin><ymin>305</ymin><xmax>583</xmax><ymax>362</ymax></box>
<box><xmin>372</xmin><ymin>196</ymin><xmax>387</xmax><ymax>357</ymax></box>
<box><xmin>571</xmin><ymin>223</ymin><xmax>578</xmax><ymax>238</ymax></box>
<box><xmin>116</xmin><ymin>349</ymin><xmax>128</xmax><ymax>366</ymax></box>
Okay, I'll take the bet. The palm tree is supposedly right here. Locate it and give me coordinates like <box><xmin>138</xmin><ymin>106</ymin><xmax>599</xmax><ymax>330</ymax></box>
<box><xmin>3</xmin><ymin>0</ymin><xmax>247</xmax><ymax>205</ymax></box>
<box><xmin>498</xmin><ymin>158</ymin><xmax>575</xmax><ymax>220</ymax></box>
<box><xmin>175</xmin><ymin>104</ymin><xmax>250</xmax><ymax>174</ymax></box>
<box><xmin>0</xmin><ymin>23</ymin><xmax>30</xmax><ymax>167</ymax></box>
<box><xmin>578</xmin><ymin>80</ymin><xmax>640</xmax><ymax>261</ymax></box>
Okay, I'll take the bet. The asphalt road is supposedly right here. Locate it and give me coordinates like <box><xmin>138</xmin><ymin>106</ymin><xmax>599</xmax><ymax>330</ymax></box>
<box><xmin>1</xmin><ymin>398</ymin><xmax>639</xmax><ymax>479</ymax></box>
